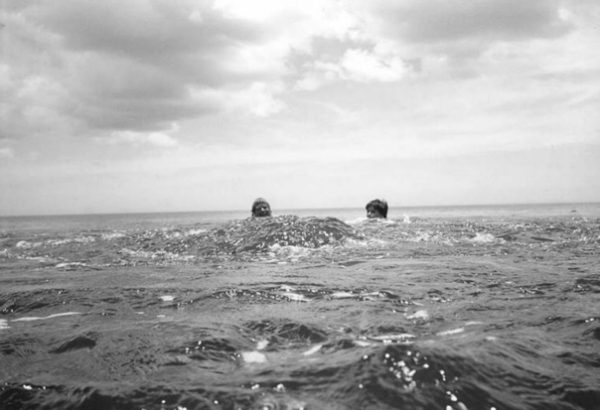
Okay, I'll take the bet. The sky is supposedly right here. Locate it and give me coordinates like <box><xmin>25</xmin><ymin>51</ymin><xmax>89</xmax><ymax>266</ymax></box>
<box><xmin>1</xmin><ymin>0</ymin><xmax>600</xmax><ymax>216</ymax></box>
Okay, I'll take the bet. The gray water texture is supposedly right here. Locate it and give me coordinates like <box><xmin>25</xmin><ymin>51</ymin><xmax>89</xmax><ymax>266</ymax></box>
<box><xmin>1</xmin><ymin>203</ymin><xmax>599</xmax><ymax>410</ymax></box>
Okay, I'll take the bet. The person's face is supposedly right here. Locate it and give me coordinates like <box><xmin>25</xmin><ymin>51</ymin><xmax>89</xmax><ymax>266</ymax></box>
<box><xmin>254</xmin><ymin>202</ymin><xmax>271</xmax><ymax>217</ymax></box>
<box><xmin>366</xmin><ymin>206</ymin><xmax>383</xmax><ymax>219</ymax></box>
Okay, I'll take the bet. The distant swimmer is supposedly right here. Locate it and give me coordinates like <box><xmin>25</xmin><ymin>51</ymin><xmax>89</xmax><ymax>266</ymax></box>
<box><xmin>252</xmin><ymin>198</ymin><xmax>272</xmax><ymax>217</ymax></box>
<box><xmin>366</xmin><ymin>199</ymin><xmax>388</xmax><ymax>219</ymax></box>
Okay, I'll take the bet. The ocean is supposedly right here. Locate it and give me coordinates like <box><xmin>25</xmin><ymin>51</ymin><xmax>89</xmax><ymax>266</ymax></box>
<box><xmin>1</xmin><ymin>203</ymin><xmax>599</xmax><ymax>410</ymax></box>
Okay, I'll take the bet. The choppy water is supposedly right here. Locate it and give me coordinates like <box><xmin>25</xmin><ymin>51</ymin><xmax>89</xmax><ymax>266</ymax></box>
<box><xmin>1</xmin><ymin>204</ymin><xmax>599</xmax><ymax>410</ymax></box>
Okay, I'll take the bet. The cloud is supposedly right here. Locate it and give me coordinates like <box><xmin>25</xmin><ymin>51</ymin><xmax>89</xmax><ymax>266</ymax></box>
<box><xmin>294</xmin><ymin>49</ymin><xmax>408</xmax><ymax>90</ymax></box>
<box><xmin>340</xmin><ymin>48</ymin><xmax>406</xmax><ymax>82</ymax></box>
<box><xmin>0</xmin><ymin>0</ymin><xmax>282</xmax><ymax>141</ymax></box>
<box><xmin>100</xmin><ymin>129</ymin><xmax>179</xmax><ymax>148</ymax></box>
<box><xmin>373</xmin><ymin>0</ymin><xmax>572</xmax><ymax>43</ymax></box>
<box><xmin>1</xmin><ymin>70</ymin><xmax>75</xmax><ymax>140</ymax></box>
<box><xmin>31</xmin><ymin>0</ymin><xmax>261</xmax><ymax>67</ymax></box>
<box><xmin>292</xmin><ymin>34</ymin><xmax>410</xmax><ymax>90</ymax></box>
<box><xmin>358</xmin><ymin>0</ymin><xmax>574</xmax><ymax>63</ymax></box>
<box><xmin>1</xmin><ymin>0</ymin><xmax>598</xmax><ymax>171</ymax></box>
<box><xmin>0</xmin><ymin>147</ymin><xmax>15</xmax><ymax>159</ymax></box>
<box><xmin>190</xmin><ymin>81</ymin><xmax>286</xmax><ymax>117</ymax></box>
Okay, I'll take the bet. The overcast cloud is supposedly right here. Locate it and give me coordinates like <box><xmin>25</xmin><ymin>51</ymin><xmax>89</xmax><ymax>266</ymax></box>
<box><xmin>1</xmin><ymin>0</ymin><xmax>599</xmax><ymax>215</ymax></box>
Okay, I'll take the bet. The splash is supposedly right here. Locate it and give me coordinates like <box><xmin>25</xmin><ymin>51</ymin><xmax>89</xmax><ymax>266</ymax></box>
<box><xmin>12</xmin><ymin>311</ymin><xmax>82</xmax><ymax>322</ymax></box>
<box><xmin>201</xmin><ymin>215</ymin><xmax>363</xmax><ymax>254</ymax></box>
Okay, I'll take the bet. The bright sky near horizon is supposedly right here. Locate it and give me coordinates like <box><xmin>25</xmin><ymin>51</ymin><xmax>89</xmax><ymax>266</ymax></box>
<box><xmin>1</xmin><ymin>0</ymin><xmax>600</xmax><ymax>216</ymax></box>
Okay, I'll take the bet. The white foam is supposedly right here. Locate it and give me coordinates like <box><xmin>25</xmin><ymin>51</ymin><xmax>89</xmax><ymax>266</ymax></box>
<box><xmin>345</xmin><ymin>217</ymin><xmax>368</xmax><ymax>225</ymax></box>
<box><xmin>159</xmin><ymin>295</ymin><xmax>175</xmax><ymax>302</ymax></box>
<box><xmin>118</xmin><ymin>248</ymin><xmax>194</xmax><ymax>261</ymax></box>
<box><xmin>268</xmin><ymin>244</ymin><xmax>312</xmax><ymax>261</ymax></box>
<box><xmin>101</xmin><ymin>232</ymin><xmax>126</xmax><ymax>240</ymax></box>
<box><xmin>186</xmin><ymin>228</ymin><xmax>207</xmax><ymax>236</ymax></box>
<box><xmin>469</xmin><ymin>233</ymin><xmax>496</xmax><ymax>243</ymax></box>
<box><xmin>437</xmin><ymin>327</ymin><xmax>464</xmax><ymax>336</ymax></box>
<box><xmin>407</xmin><ymin>309</ymin><xmax>429</xmax><ymax>320</ymax></box>
<box><xmin>55</xmin><ymin>262</ymin><xmax>88</xmax><ymax>269</ymax></box>
<box><xmin>281</xmin><ymin>292</ymin><xmax>308</xmax><ymax>302</ymax></box>
<box><xmin>0</xmin><ymin>318</ymin><xmax>9</xmax><ymax>330</ymax></box>
<box><xmin>25</xmin><ymin>256</ymin><xmax>55</xmax><ymax>263</ymax></box>
<box><xmin>241</xmin><ymin>350</ymin><xmax>267</xmax><ymax>364</ymax></box>
<box><xmin>331</xmin><ymin>291</ymin><xmax>355</xmax><ymax>299</ymax></box>
<box><xmin>16</xmin><ymin>240</ymin><xmax>40</xmax><ymax>249</ymax></box>
<box><xmin>303</xmin><ymin>343</ymin><xmax>322</xmax><ymax>356</ymax></box>
<box><xmin>48</xmin><ymin>236</ymin><xmax>95</xmax><ymax>246</ymax></box>
<box><xmin>162</xmin><ymin>231</ymin><xmax>183</xmax><ymax>239</ymax></box>
<box><xmin>409</xmin><ymin>232</ymin><xmax>431</xmax><ymax>242</ymax></box>
<box><xmin>368</xmin><ymin>333</ymin><xmax>415</xmax><ymax>344</ymax></box>
<box><xmin>12</xmin><ymin>311</ymin><xmax>81</xmax><ymax>322</ymax></box>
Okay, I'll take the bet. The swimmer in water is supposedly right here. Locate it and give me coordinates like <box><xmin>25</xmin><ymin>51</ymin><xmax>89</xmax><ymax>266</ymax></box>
<box><xmin>366</xmin><ymin>199</ymin><xmax>388</xmax><ymax>219</ymax></box>
<box><xmin>252</xmin><ymin>198</ymin><xmax>272</xmax><ymax>217</ymax></box>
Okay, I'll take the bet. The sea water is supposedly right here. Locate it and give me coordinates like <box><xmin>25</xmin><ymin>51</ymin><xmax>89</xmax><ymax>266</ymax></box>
<box><xmin>0</xmin><ymin>203</ymin><xmax>599</xmax><ymax>410</ymax></box>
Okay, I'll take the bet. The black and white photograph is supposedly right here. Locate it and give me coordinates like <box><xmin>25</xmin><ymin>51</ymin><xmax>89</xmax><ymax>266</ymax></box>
<box><xmin>1</xmin><ymin>1</ymin><xmax>599</xmax><ymax>409</ymax></box>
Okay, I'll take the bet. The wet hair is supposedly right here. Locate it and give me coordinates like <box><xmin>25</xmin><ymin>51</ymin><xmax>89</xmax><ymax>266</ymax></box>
<box><xmin>251</xmin><ymin>198</ymin><xmax>272</xmax><ymax>217</ymax></box>
<box><xmin>366</xmin><ymin>199</ymin><xmax>388</xmax><ymax>218</ymax></box>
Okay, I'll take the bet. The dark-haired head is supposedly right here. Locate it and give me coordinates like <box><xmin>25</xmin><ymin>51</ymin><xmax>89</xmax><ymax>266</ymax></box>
<box><xmin>252</xmin><ymin>198</ymin><xmax>272</xmax><ymax>217</ymax></box>
<box><xmin>366</xmin><ymin>199</ymin><xmax>388</xmax><ymax>219</ymax></box>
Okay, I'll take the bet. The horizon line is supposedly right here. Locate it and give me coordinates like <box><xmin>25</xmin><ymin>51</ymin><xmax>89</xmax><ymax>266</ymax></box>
<box><xmin>1</xmin><ymin>200</ymin><xmax>597</xmax><ymax>219</ymax></box>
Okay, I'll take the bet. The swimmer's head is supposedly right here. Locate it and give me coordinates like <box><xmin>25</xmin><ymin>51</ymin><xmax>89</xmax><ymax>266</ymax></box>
<box><xmin>366</xmin><ymin>199</ymin><xmax>388</xmax><ymax>219</ymax></box>
<box><xmin>252</xmin><ymin>198</ymin><xmax>272</xmax><ymax>217</ymax></box>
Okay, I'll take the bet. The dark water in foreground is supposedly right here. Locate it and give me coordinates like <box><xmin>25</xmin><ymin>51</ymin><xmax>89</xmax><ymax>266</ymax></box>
<box><xmin>1</xmin><ymin>204</ymin><xmax>599</xmax><ymax>410</ymax></box>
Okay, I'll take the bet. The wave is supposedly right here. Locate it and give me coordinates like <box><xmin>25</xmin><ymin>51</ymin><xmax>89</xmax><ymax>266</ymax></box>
<box><xmin>8</xmin><ymin>337</ymin><xmax>585</xmax><ymax>410</ymax></box>
<box><xmin>1</xmin><ymin>215</ymin><xmax>599</xmax><ymax>268</ymax></box>
<box><xmin>3</xmin><ymin>279</ymin><xmax>600</xmax><ymax>410</ymax></box>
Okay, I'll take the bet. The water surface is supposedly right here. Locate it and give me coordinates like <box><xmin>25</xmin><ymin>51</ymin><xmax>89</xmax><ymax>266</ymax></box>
<box><xmin>1</xmin><ymin>203</ymin><xmax>599</xmax><ymax>409</ymax></box>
